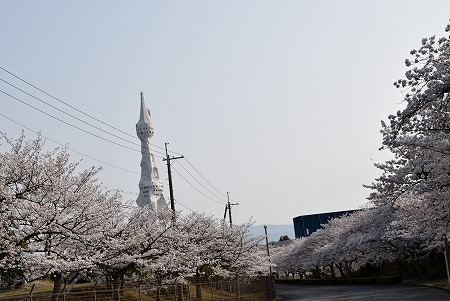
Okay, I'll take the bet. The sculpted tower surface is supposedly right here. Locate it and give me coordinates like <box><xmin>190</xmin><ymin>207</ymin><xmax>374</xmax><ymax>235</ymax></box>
<box><xmin>136</xmin><ymin>92</ymin><xmax>167</xmax><ymax>210</ymax></box>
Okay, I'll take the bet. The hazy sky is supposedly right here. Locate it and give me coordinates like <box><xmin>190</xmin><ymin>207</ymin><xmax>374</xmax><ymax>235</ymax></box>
<box><xmin>1</xmin><ymin>1</ymin><xmax>450</xmax><ymax>225</ymax></box>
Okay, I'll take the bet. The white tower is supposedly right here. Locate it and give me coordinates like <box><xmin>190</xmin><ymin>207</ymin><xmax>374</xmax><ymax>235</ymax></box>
<box><xmin>136</xmin><ymin>92</ymin><xmax>167</xmax><ymax>210</ymax></box>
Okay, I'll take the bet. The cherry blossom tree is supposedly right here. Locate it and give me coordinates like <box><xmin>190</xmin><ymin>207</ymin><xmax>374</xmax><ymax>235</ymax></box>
<box><xmin>0</xmin><ymin>132</ymin><xmax>123</xmax><ymax>299</ymax></box>
<box><xmin>271</xmin><ymin>208</ymin><xmax>396</xmax><ymax>279</ymax></box>
<box><xmin>367</xmin><ymin>21</ymin><xmax>450</xmax><ymax>253</ymax></box>
<box><xmin>272</xmin><ymin>22</ymin><xmax>450</xmax><ymax>279</ymax></box>
<box><xmin>0</xmin><ymin>132</ymin><xmax>275</xmax><ymax>301</ymax></box>
<box><xmin>271</xmin><ymin>238</ymin><xmax>305</xmax><ymax>278</ymax></box>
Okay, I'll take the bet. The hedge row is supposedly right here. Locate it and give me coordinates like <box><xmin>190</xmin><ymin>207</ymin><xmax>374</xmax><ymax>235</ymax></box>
<box><xmin>275</xmin><ymin>276</ymin><xmax>401</xmax><ymax>285</ymax></box>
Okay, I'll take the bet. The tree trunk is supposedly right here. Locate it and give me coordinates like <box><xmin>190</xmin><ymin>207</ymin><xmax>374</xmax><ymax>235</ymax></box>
<box><xmin>329</xmin><ymin>264</ymin><xmax>336</xmax><ymax>279</ymax></box>
<box><xmin>195</xmin><ymin>270</ymin><xmax>202</xmax><ymax>299</ymax></box>
<box><xmin>50</xmin><ymin>273</ymin><xmax>63</xmax><ymax>301</ymax></box>
<box><xmin>344</xmin><ymin>261</ymin><xmax>352</xmax><ymax>275</ymax></box>
<box><xmin>111</xmin><ymin>272</ymin><xmax>123</xmax><ymax>301</ymax></box>
<box><xmin>312</xmin><ymin>266</ymin><xmax>320</xmax><ymax>279</ymax></box>
<box><xmin>336</xmin><ymin>262</ymin><xmax>346</xmax><ymax>278</ymax></box>
<box><xmin>112</xmin><ymin>277</ymin><xmax>120</xmax><ymax>301</ymax></box>
<box><xmin>177</xmin><ymin>283</ymin><xmax>184</xmax><ymax>301</ymax></box>
<box><xmin>156</xmin><ymin>286</ymin><xmax>161</xmax><ymax>301</ymax></box>
<box><xmin>396</xmin><ymin>260</ymin><xmax>403</xmax><ymax>278</ymax></box>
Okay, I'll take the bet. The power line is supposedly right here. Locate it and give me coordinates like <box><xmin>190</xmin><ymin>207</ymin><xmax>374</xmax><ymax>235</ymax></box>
<box><xmin>173</xmin><ymin>198</ymin><xmax>197</xmax><ymax>214</ymax></box>
<box><xmin>184</xmin><ymin>157</ymin><xmax>228</xmax><ymax>198</ymax></box>
<box><xmin>1</xmin><ymin>90</ymin><xmax>236</xmax><ymax>216</ymax></box>
<box><xmin>156</xmin><ymin>142</ymin><xmax>185</xmax><ymax>159</ymax></box>
<box><xmin>171</xmin><ymin>164</ymin><xmax>226</xmax><ymax>205</ymax></box>
<box><xmin>0</xmin><ymin>65</ymin><xmax>137</xmax><ymax>140</ymax></box>
<box><xmin>233</xmin><ymin>202</ymin><xmax>239</xmax><ymax>222</ymax></box>
<box><xmin>1</xmin><ymin>92</ymin><xmax>231</xmax><ymax>209</ymax></box>
<box><xmin>163</xmin><ymin>144</ymin><xmax>237</xmax><ymax>205</ymax></box>
<box><xmin>1</xmin><ymin>113</ymin><xmax>144</xmax><ymax>205</ymax></box>
<box><xmin>183</xmin><ymin>157</ymin><xmax>239</xmax><ymax>203</ymax></box>
<box><xmin>177</xmin><ymin>160</ymin><xmax>228</xmax><ymax>203</ymax></box>
<box><xmin>0</xmin><ymin>76</ymin><xmax>141</xmax><ymax>146</ymax></box>
<box><xmin>2</xmin><ymin>110</ymin><xmax>237</xmax><ymax>221</ymax></box>
<box><xmin>0</xmin><ymin>113</ymin><xmax>214</xmax><ymax>211</ymax></box>
<box><xmin>101</xmin><ymin>186</ymin><xmax>138</xmax><ymax>196</ymax></box>
<box><xmin>0</xmin><ymin>57</ymin><xmax>132</xmax><ymax>128</ymax></box>
<box><xmin>0</xmin><ymin>65</ymin><xmax>174</xmax><ymax>156</ymax></box>
<box><xmin>164</xmin><ymin>144</ymin><xmax>230</xmax><ymax>202</ymax></box>
<box><xmin>0</xmin><ymin>113</ymin><xmax>140</xmax><ymax>175</ymax></box>
<box><xmin>0</xmin><ymin>89</ymin><xmax>165</xmax><ymax>159</ymax></box>
<box><xmin>0</xmin><ymin>66</ymin><xmax>235</xmax><ymax>213</ymax></box>
<box><xmin>0</xmin><ymin>75</ymin><xmax>173</xmax><ymax>157</ymax></box>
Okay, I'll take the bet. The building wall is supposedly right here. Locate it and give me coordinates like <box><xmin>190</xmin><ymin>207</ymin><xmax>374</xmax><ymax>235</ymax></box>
<box><xmin>293</xmin><ymin>210</ymin><xmax>357</xmax><ymax>238</ymax></box>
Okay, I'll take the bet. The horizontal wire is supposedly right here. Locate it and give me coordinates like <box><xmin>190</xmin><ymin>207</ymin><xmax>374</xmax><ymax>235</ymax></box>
<box><xmin>0</xmin><ymin>66</ymin><xmax>236</xmax><ymax>212</ymax></box>
<box><xmin>163</xmin><ymin>143</ymin><xmax>238</xmax><ymax>205</ymax></box>
<box><xmin>1</xmin><ymin>114</ymin><xmax>145</xmax><ymax>205</ymax></box>
<box><xmin>177</xmin><ymin>160</ymin><xmax>228</xmax><ymax>203</ymax></box>
<box><xmin>0</xmin><ymin>65</ymin><xmax>174</xmax><ymax>155</ymax></box>
<box><xmin>0</xmin><ymin>76</ymin><xmax>140</xmax><ymax>146</ymax></box>
<box><xmin>1</xmin><ymin>109</ymin><xmax>224</xmax><ymax>209</ymax></box>
<box><xmin>0</xmin><ymin>65</ymin><xmax>137</xmax><ymax>140</ymax></box>
<box><xmin>0</xmin><ymin>57</ymin><xmax>132</xmax><ymax>128</ymax></box>
<box><xmin>1</xmin><ymin>92</ymin><xmax>235</xmax><ymax>213</ymax></box>
<box><xmin>172</xmin><ymin>164</ymin><xmax>226</xmax><ymax>205</ymax></box>
<box><xmin>101</xmin><ymin>185</ymin><xmax>138</xmax><ymax>196</ymax></box>
<box><xmin>0</xmin><ymin>114</ymin><xmax>228</xmax><ymax>219</ymax></box>
<box><xmin>174</xmin><ymin>198</ymin><xmax>196</xmax><ymax>214</ymax></box>
<box><xmin>0</xmin><ymin>113</ymin><xmax>141</xmax><ymax>175</ymax></box>
<box><xmin>183</xmin><ymin>157</ymin><xmax>228</xmax><ymax>199</ymax></box>
<box><xmin>0</xmin><ymin>88</ymin><xmax>165</xmax><ymax>159</ymax></box>
<box><xmin>158</xmin><ymin>142</ymin><xmax>184</xmax><ymax>158</ymax></box>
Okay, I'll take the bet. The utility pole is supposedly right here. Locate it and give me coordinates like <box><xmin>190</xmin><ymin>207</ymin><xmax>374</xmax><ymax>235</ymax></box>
<box><xmin>264</xmin><ymin>225</ymin><xmax>272</xmax><ymax>276</ymax></box>
<box><xmin>223</xmin><ymin>192</ymin><xmax>238</xmax><ymax>227</ymax></box>
<box><xmin>163</xmin><ymin>143</ymin><xmax>183</xmax><ymax>221</ymax></box>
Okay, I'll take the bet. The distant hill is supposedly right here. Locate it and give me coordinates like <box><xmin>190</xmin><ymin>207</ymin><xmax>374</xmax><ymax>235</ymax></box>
<box><xmin>249</xmin><ymin>224</ymin><xmax>295</xmax><ymax>243</ymax></box>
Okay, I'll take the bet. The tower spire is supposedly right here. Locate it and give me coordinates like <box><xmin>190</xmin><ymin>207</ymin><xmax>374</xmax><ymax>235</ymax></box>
<box><xmin>136</xmin><ymin>92</ymin><xmax>167</xmax><ymax>210</ymax></box>
<box><xmin>140</xmin><ymin>91</ymin><xmax>144</xmax><ymax>120</ymax></box>
<box><xmin>138</xmin><ymin>92</ymin><xmax>153</xmax><ymax>133</ymax></box>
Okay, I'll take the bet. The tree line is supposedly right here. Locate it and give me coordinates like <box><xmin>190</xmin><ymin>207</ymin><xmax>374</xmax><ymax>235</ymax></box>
<box><xmin>272</xmin><ymin>22</ymin><xmax>450</xmax><ymax>280</ymax></box>
<box><xmin>0</xmin><ymin>132</ymin><xmax>269</xmax><ymax>298</ymax></box>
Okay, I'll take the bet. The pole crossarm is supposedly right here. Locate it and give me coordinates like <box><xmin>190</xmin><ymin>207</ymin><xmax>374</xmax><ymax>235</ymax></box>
<box><xmin>162</xmin><ymin>155</ymin><xmax>184</xmax><ymax>162</ymax></box>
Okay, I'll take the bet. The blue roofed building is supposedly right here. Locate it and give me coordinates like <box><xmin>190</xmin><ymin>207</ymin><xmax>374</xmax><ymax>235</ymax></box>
<box><xmin>293</xmin><ymin>210</ymin><xmax>358</xmax><ymax>238</ymax></box>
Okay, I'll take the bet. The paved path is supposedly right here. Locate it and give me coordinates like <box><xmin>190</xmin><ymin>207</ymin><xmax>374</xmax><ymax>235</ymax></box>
<box><xmin>275</xmin><ymin>283</ymin><xmax>450</xmax><ymax>301</ymax></box>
